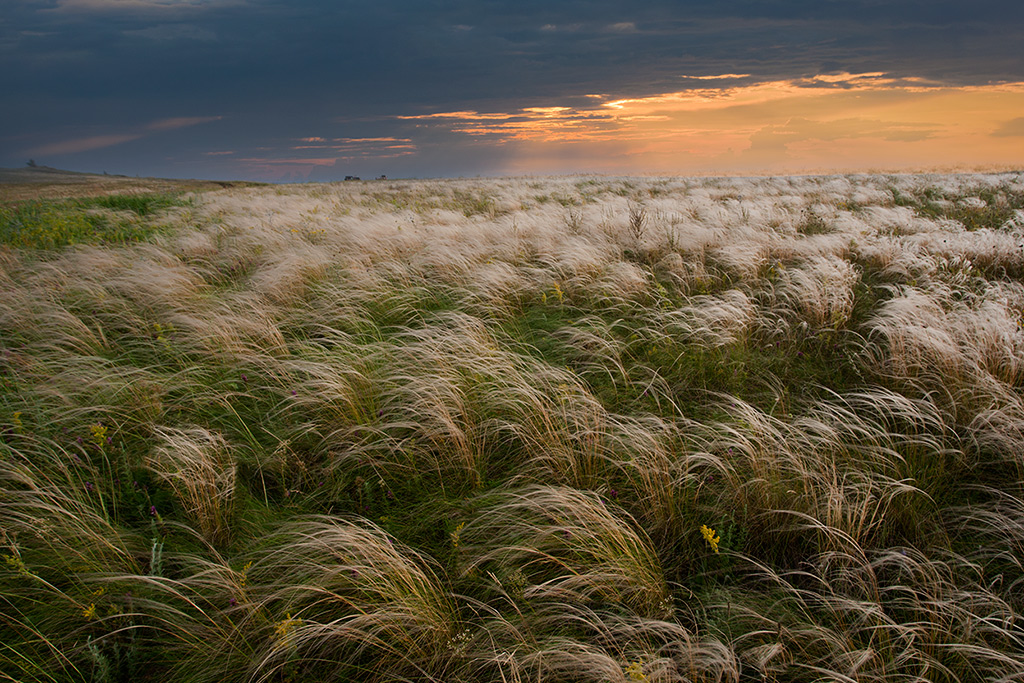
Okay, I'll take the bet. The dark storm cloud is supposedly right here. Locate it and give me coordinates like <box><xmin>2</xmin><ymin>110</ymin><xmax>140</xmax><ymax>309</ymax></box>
<box><xmin>2</xmin><ymin>0</ymin><xmax>1021</xmax><ymax>178</ymax></box>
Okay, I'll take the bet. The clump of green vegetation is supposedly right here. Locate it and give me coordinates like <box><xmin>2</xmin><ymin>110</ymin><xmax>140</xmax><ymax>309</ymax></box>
<box><xmin>0</xmin><ymin>192</ymin><xmax>185</xmax><ymax>249</ymax></box>
<box><xmin>3</xmin><ymin>172</ymin><xmax>1024</xmax><ymax>682</ymax></box>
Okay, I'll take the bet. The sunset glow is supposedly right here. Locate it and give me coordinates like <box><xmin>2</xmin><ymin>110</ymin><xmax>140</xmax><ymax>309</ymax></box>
<box><xmin>393</xmin><ymin>75</ymin><xmax>1024</xmax><ymax>175</ymax></box>
<box><xmin>2</xmin><ymin>1</ymin><xmax>1021</xmax><ymax>179</ymax></box>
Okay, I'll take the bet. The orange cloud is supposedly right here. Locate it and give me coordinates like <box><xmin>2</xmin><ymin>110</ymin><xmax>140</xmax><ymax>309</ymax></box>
<box><xmin>27</xmin><ymin>115</ymin><xmax>222</xmax><ymax>157</ymax></box>
<box><xmin>28</xmin><ymin>133</ymin><xmax>144</xmax><ymax>156</ymax></box>
<box><xmin>679</xmin><ymin>74</ymin><xmax>751</xmax><ymax>80</ymax></box>
<box><xmin>401</xmin><ymin>73</ymin><xmax>1024</xmax><ymax>174</ymax></box>
<box><xmin>289</xmin><ymin>137</ymin><xmax>416</xmax><ymax>153</ymax></box>
<box><xmin>147</xmin><ymin>116</ymin><xmax>222</xmax><ymax>131</ymax></box>
<box><xmin>398</xmin><ymin>111</ymin><xmax>517</xmax><ymax>121</ymax></box>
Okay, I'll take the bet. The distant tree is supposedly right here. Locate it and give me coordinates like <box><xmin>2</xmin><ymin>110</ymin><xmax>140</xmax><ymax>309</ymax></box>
<box><xmin>26</xmin><ymin>159</ymin><xmax>37</xmax><ymax>167</ymax></box>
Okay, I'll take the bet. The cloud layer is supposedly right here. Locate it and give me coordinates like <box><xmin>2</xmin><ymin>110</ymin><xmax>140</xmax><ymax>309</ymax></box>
<box><xmin>2</xmin><ymin>1</ymin><xmax>1021</xmax><ymax>178</ymax></box>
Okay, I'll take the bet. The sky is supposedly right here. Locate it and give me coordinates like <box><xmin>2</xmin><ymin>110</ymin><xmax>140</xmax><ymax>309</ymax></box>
<box><xmin>2</xmin><ymin>0</ymin><xmax>1023</xmax><ymax>181</ymax></box>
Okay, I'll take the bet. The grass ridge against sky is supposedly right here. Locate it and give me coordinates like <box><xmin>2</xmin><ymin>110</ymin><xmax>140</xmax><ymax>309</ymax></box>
<box><xmin>3</xmin><ymin>172</ymin><xmax>1024</xmax><ymax>681</ymax></box>
<box><xmin>2</xmin><ymin>0</ymin><xmax>1022</xmax><ymax>179</ymax></box>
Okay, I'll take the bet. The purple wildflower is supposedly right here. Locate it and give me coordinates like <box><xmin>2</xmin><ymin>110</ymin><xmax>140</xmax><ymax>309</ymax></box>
<box><xmin>149</xmin><ymin>505</ymin><xmax>157</xmax><ymax>516</ymax></box>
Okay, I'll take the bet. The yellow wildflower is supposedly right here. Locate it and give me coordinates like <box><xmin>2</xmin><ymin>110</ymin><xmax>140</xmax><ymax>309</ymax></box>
<box><xmin>451</xmin><ymin>521</ymin><xmax>466</xmax><ymax>548</ymax></box>
<box><xmin>238</xmin><ymin>560</ymin><xmax>253</xmax><ymax>589</ymax></box>
<box><xmin>700</xmin><ymin>524</ymin><xmax>721</xmax><ymax>553</ymax></box>
<box><xmin>82</xmin><ymin>603</ymin><xmax>97</xmax><ymax>620</ymax></box>
<box><xmin>89</xmin><ymin>423</ymin><xmax>108</xmax><ymax>447</ymax></box>
<box><xmin>273</xmin><ymin>613</ymin><xmax>301</xmax><ymax>648</ymax></box>
<box><xmin>625</xmin><ymin>661</ymin><xmax>647</xmax><ymax>681</ymax></box>
<box><xmin>3</xmin><ymin>553</ymin><xmax>31</xmax><ymax>577</ymax></box>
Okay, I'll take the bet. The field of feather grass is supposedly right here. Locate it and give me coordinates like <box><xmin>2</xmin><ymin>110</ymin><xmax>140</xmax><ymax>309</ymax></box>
<box><xmin>3</xmin><ymin>171</ymin><xmax>1024</xmax><ymax>682</ymax></box>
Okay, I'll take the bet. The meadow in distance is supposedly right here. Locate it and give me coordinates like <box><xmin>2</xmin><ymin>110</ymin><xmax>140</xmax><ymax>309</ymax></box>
<box><xmin>2</xmin><ymin>170</ymin><xmax>1024</xmax><ymax>682</ymax></box>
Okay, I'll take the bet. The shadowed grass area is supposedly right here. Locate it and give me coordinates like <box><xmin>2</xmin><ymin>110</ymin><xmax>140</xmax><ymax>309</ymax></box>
<box><xmin>3</xmin><ymin>172</ymin><xmax>1024</xmax><ymax>682</ymax></box>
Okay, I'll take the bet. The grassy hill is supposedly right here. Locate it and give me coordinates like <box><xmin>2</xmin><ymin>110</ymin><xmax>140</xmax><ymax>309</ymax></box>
<box><xmin>2</xmin><ymin>172</ymin><xmax>1024</xmax><ymax>682</ymax></box>
<box><xmin>0</xmin><ymin>165</ymin><xmax>262</xmax><ymax>204</ymax></box>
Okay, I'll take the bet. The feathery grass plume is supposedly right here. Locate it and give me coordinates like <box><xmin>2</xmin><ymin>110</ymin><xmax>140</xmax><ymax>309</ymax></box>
<box><xmin>707</xmin><ymin>238</ymin><xmax>771</xmax><ymax>284</ymax></box>
<box><xmin>0</xmin><ymin>435</ymin><xmax>142</xmax><ymax>575</ymax></box>
<box><xmin>460</xmin><ymin>485</ymin><xmax>671</xmax><ymax>619</ymax></box>
<box><xmin>148</xmin><ymin>427</ymin><xmax>237</xmax><ymax>546</ymax></box>
<box><xmin>462</xmin><ymin>258</ymin><xmax>530</xmax><ymax>320</ymax></box>
<box><xmin>280</xmin><ymin>347</ymin><xmax>375</xmax><ymax>433</ymax></box>
<box><xmin>774</xmin><ymin>255</ymin><xmax>860</xmax><ymax>331</ymax></box>
<box><xmin>367</xmin><ymin>312</ymin><xmax>514</xmax><ymax>489</ymax></box>
<box><xmin>244</xmin><ymin>516</ymin><xmax>461</xmax><ymax>682</ymax></box>
<box><xmin>608</xmin><ymin>413</ymin><xmax>687</xmax><ymax>545</ymax></box>
<box><xmin>950</xmin><ymin>282</ymin><xmax>1024</xmax><ymax>386</ymax></box>
<box><xmin>865</xmin><ymin>284</ymin><xmax>970</xmax><ymax>383</ymax></box>
<box><xmin>248</xmin><ymin>242</ymin><xmax>331</xmax><ymax>306</ymax></box>
<box><xmin>950</xmin><ymin>486</ymin><xmax>1024</xmax><ymax>581</ymax></box>
<box><xmin>663</xmin><ymin>288</ymin><xmax>756</xmax><ymax>349</ymax></box>
<box><xmin>0</xmin><ymin>284</ymin><xmax>110</xmax><ymax>357</ymax></box>
<box><xmin>89</xmin><ymin>518</ymin><xmax>460</xmax><ymax>683</ymax></box>
<box><xmin>734</xmin><ymin>545</ymin><xmax>1024</xmax><ymax>682</ymax></box>
<box><xmin>553</xmin><ymin>314</ymin><xmax>630</xmax><ymax>388</ymax></box>
<box><xmin>101</xmin><ymin>243</ymin><xmax>208</xmax><ymax>312</ymax></box>
<box><xmin>477</xmin><ymin>362</ymin><xmax>618</xmax><ymax>491</ymax></box>
<box><xmin>87</xmin><ymin>541</ymin><xmax>275</xmax><ymax>683</ymax></box>
<box><xmin>1</xmin><ymin>436</ymin><xmax>144</xmax><ymax>678</ymax></box>
<box><xmin>487</xmin><ymin>603</ymin><xmax>740</xmax><ymax>683</ymax></box>
<box><xmin>966</xmin><ymin>380</ymin><xmax>1024</xmax><ymax>473</ymax></box>
<box><xmin>161</xmin><ymin>294</ymin><xmax>288</xmax><ymax>360</ymax></box>
<box><xmin>684</xmin><ymin>397</ymin><xmax>813</xmax><ymax>553</ymax></box>
<box><xmin>674</xmin><ymin>391</ymin><xmax>954</xmax><ymax>564</ymax></box>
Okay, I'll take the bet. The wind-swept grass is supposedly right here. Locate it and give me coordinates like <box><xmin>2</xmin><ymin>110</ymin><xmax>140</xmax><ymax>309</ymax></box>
<box><xmin>3</xmin><ymin>172</ymin><xmax>1024</xmax><ymax>681</ymax></box>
